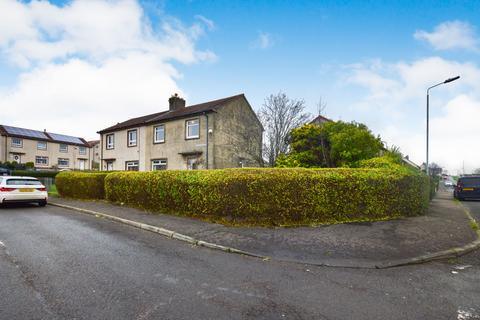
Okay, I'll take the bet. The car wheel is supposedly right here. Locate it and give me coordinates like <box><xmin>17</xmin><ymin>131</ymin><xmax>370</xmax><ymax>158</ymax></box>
<box><xmin>38</xmin><ymin>200</ymin><xmax>47</xmax><ymax>207</ymax></box>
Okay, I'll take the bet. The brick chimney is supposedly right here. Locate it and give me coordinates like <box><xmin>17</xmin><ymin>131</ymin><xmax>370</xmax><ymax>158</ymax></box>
<box><xmin>169</xmin><ymin>93</ymin><xmax>186</xmax><ymax>111</ymax></box>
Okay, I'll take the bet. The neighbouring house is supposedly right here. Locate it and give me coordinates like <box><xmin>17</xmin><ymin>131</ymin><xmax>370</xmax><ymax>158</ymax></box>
<box><xmin>0</xmin><ymin>124</ymin><xmax>93</xmax><ymax>171</ymax></box>
<box><xmin>310</xmin><ymin>114</ymin><xmax>333</xmax><ymax>125</ymax></box>
<box><xmin>87</xmin><ymin>140</ymin><xmax>101</xmax><ymax>170</ymax></box>
<box><xmin>402</xmin><ymin>155</ymin><xmax>421</xmax><ymax>170</ymax></box>
<box><xmin>97</xmin><ymin>93</ymin><xmax>263</xmax><ymax>171</ymax></box>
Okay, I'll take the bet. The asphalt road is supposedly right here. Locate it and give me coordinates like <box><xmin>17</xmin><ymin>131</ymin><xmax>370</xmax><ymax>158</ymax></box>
<box><xmin>0</xmin><ymin>203</ymin><xmax>479</xmax><ymax>320</ymax></box>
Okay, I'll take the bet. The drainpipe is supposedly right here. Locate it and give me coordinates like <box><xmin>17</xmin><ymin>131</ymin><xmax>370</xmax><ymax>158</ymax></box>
<box><xmin>100</xmin><ymin>134</ymin><xmax>104</xmax><ymax>170</ymax></box>
<box><xmin>4</xmin><ymin>135</ymin><xmax>7</xmax><ymax>162</ymax></box>
<box><xmin>204</xmin><ymin>112</ymin><xmax>209</xmax><ymax>169</ymax></box>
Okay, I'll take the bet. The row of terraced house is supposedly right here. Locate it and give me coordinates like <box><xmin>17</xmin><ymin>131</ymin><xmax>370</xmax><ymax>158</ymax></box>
<box><xmin>0</xmin><ymin>94</ymin><xmax>263</xmax><ymax>171</ymax></box>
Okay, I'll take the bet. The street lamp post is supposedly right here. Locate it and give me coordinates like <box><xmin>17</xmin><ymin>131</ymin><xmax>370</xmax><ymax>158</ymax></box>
<box><xmin>426</xmin><ymin>76</ymin><xmax>460</xmax><ymax>175</ymax></box>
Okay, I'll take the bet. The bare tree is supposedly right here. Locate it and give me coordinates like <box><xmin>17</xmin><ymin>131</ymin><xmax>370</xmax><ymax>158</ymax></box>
<box><xmin>259</xmin><ymin>92</ymin><xmax>311</xmax><ymax>166</ymax></box>
<box><xmin>316</xmin><ymin>97</ymin><xmax>327</xmax><ymax>117</ymax></box>
<box><xmin>473</xmin><ymin>168</ymin><xmax>480</xmax><ymax>174</ymax></box>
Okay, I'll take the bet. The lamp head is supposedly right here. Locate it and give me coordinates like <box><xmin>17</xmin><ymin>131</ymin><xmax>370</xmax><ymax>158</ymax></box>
<box><xmin>444</xmin><ymin>76</ymin><xmax>460</xmax><ymax>83</ymax></box>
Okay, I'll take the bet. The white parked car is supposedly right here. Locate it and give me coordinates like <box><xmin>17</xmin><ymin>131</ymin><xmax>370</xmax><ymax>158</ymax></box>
<box><xmin>0</xmin><ymin>176</ymin><xmax>48</xmax><ymax>207</ymax></box>
<box><xmin>444</xmin><ymin>180</ymin><xmax>454</xmax><ymax>187</ymax></box>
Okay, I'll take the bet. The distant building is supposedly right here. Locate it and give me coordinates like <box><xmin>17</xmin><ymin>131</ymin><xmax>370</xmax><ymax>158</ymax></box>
<box><xmin>0</xmin><ymin>124</ymin><xmax>93</xmax><ymax>170</ymax></box>
<box><xmin>87</xmin><ymin>140</ymin><xmax>100</xmax><ymax>170</ymax></box>
<box><xmin>97</xmin><ymin>94</ymin><xmax>263</xmax><ymax>171</ymax></box>
<box><xmin>402</xmin><ymin>156</ymin><xmax>421</xmax><ymax>170</ymax></box>
<box><xmin>310</xmin><ymin>115</ymin><xmax>333</xmax><ymax>125</ymax></box>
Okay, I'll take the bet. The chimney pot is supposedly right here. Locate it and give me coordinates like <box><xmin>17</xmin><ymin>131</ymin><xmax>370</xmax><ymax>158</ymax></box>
<box><xmin>169</xmin><ymin>93</ymin><xmax>186</xmax><ymax>111</ymax></box>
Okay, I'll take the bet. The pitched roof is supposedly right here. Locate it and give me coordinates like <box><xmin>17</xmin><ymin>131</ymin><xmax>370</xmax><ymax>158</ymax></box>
<box><xmin>0</xmin><ymin>124</ymin><xmax>89</xmax><ymax>147</ymax></box>
<box><xmin>87</xmin><ymin>140</ymin><xmax>100</xmax><ymax>147</ymax></box>
<box><xmin>310</xmin><ymin>115</ymin><xmax>333</xmax><ymax>124</ymax></box>
<box><xmin>98</xmin><ymin>94</ymin><xmax>245</xmax><ymax>134</ymax></box>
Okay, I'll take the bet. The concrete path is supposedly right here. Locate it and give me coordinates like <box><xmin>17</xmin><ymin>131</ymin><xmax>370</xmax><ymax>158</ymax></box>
<box><xmin>50</xmin><ymin>190</ymin><xmax>478</xmax><ymax>268</ymax></box>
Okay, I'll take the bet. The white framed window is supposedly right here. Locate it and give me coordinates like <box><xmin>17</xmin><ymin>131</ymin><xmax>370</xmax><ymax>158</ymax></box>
<box><xmin>154</xmin><ymin>125</ymin><xmax>165</xmax><ymax>143</ymax></box>
<box><xmin>59</xmin><ymin>144</ymin><xmax>68</xmax><ymax>153</ymax></box>
<box><xmin>106</xmin><ymin>134</ymin><xmax>114</xmax><ymax>150</ymax></box>
<box><xmin>58</xmin><ymin>158</ymin><xmax>69</xmax><ymax>167</ymax></box>
<box><xmin>127</xmin><ymin>129</ymin><xmax>137</xmax><ymax>147</ymax></box>
<box><xmin>35</xmin><ymin>156</ymin><xmax>48</xmax><ymax>166</ymax></box>
<box><xmin>37</xmin><ymin>141</ymin><xmax>47</xmax><ymax>150</ymax></box>
<box><xmin>79</xmin><ymin>146</ymin><xmax>86</xmax><ymax>155</ymax></box>
<box><xmin>152</xmin><ymin>159</ymin><xmax>167</xmax><ymax>171</ymax></box>
<box><xmin>125</xmin><ymin>161</ymin><xmax>139</xmax><ymax>171</ymax></box>
<box><xmin>11</xmin><ymin>138</ymin><xmax>23</xmax><ymax>148</ymax></box>
<box><xmin>186</xmin><ymin>119</ymin><xmax>199</xmax><ymax>139</ymax></box>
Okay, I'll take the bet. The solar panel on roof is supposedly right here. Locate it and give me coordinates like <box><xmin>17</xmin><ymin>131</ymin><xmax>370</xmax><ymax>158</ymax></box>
<box><xmin>48</xmin><ymin>132</ymin><xmax>83</xmax><ymax>144</ymax></box>
<box><xmin>2</xmin><ymin>125</ymin><xmax>49</xmax><ymax>139</ymax></box>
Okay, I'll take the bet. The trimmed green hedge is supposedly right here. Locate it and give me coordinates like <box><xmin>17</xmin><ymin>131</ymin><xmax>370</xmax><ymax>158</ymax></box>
<box><xmin>11</xmin><ymin>170</ymin><xmax>59</xmax><ymax>178</ymax></box>
<box><xmin>56</xmin><ymin>171</ymin><xmax>108</xmax><ymax>199</ymax></box>
<box><xmin>104</xmin><ymin>168</ymin><xmax>430</xmax><ymax>226</ymax></box>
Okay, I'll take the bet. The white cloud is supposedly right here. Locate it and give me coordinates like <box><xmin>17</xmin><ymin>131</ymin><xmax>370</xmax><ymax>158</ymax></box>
<box><xmin>0</xmin><ymin>0</ymin><xmax>216</xmax><ymax>139</ymax></box>
<box><xmin>343</xmin><ymin>57</ymin><xmax>480</xmax><ymax>173</ymax></box>
<box><xmin>414</xmin><ymin>21</ymin><xmax>479</xmax><ymax>52</ymax></box>
<box><xmin>251</xmin><ymin>31</ymin><xmax>274</xmax><ymax>50</ymax></box>
<box><xmin>195</xmin><ymin>15</ymin><xmax>215</xmax><ymax>31</ymax></box>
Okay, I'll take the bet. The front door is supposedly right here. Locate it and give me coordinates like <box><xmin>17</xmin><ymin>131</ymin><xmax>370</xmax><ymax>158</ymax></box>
<box><xmin>10</xmin><ymin>153</ymin><xmax>21</xmax><ymax>163</ymax></box>
<box><xmin>186</xmin><ymin>157</ymin><xmax>198</xmax><ymax>170</ymax></box>
<box><xmin>106</xmin><ymin>161</ymin><xmax>114</xmax><ymax>171</ymax></box>
<box><xmin>79</xmin><ymin>160</ymin><xmax>85</xmax><ymax>170</ymax></box>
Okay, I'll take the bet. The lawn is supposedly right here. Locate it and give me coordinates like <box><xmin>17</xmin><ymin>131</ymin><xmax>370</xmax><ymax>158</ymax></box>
<box><xmin>48</xmin><ymin>184</ymin><xmax>58</xmax><ymax>197</ymax></box>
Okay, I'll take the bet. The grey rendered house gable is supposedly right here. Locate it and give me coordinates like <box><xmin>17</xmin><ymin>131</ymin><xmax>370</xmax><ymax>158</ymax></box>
<box><xmin>212</xmin><ymin>95</ymin><xmax>263</xmax><ymax>168</ymax></box>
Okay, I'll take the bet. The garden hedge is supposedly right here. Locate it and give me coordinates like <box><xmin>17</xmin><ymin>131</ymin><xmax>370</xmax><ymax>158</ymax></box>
<box><xmin>56</xmin><ymin>171</ymin><xmax>108</xmax><ymax>199</ymax></box>
<box><xmin>11</xmin><ymin>170</ymin><xmax>59</xmax><ymax>178</ymax></box>
<box><xmin>104</xmin><ymin>168</ymin><xmax>430</xmax><ymax>226</ymax></box>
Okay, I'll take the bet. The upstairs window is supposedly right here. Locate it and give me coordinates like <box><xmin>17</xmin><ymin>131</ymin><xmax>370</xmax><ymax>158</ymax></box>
<box><xmin>154</xmin><ymin>125</ymin><xmax>165</xmax><ymax>143</ymax></box>
<box><xmin>127</xmin><ymin>129</ymin><xmax>137</xmax><ymax>147</ymax></box>
<box><xmin>106</xmin><ymin>134</ymin><xmax>114</xmax><ymax>150</ymax></box>
<box><xmin>11</xmin><ymin>138</ymin><xmax>23</xmax><ymax>148</ymax></box>
<box><xmin>59</xmin><ymin>144</ymin><xmax>68</xmax><ymax>153</ymax></box>
<box><xmin>37</xmin><ymin>141</ymin><xmax>47</xmax><ymax>150</ymax></box>
<box><xmin>186</xmin><ymin>119</ymin><xmax>199</xmax><ymax>139</ymax></box>
<box><xmin>79</xmin><ymin>146</ymin><xmax>86</xmax><ymax>155</ymax></box>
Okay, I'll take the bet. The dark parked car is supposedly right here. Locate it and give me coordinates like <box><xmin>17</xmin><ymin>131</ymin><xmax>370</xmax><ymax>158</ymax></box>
<box><xmin>454</xmin><ymin>176</ymin><xmax>480</xmax><ymax>200</ymax></box>
<box><xmin>0</xmin><ymin>168</ymin><xmax>10</xmax><ymax>176</ymax></box>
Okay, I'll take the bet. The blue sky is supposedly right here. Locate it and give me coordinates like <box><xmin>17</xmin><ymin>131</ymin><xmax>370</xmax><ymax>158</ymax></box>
<box><xmin>1</xmin><ymin>0</ymin><xmax>479</xmax><ymax>173</ymax></box>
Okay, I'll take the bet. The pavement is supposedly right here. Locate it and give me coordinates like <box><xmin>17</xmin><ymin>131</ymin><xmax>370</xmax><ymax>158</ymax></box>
<box><xmin>49</xmin><ymin>189</ymin><xmax>479</xmax><ymax>268</ymax></box>
<box><xmin>1</xmin><ymin>202</ymin><xmax>480</xmax><ymax>319</ymax></box>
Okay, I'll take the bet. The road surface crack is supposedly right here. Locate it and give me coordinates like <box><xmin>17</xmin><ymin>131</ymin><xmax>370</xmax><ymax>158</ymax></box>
<box><xmin>0</xmin><ymin>242</ymin><xmax>59</xmax><ymax>319</ymax></box>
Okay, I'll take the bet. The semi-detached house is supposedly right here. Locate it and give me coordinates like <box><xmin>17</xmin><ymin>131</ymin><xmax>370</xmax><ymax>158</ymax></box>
<box><xmin>0</xmin><ymin>125</ymin><xmax>93</xmax><ymax>170</ymax></box>
<box><xmin>98</xmin><ymin>94</ymin><xmax>263</xmax><ymax>171</ymax></box>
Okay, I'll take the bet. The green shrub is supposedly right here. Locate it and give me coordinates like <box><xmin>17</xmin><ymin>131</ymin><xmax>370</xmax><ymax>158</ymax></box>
<box><xmin>105</xmin><ymin>168</ymin><xmax>430</xmax><ymax>226</ymax></box>
<box><xmin>11</xmin><ymin>170</ymin><xmax>59</xmax><ymax>178</ymax></box>
<box><xmin>56</xmin><ymin>171</ymin><xmax>108</xmax><ymax>199</ymax></box>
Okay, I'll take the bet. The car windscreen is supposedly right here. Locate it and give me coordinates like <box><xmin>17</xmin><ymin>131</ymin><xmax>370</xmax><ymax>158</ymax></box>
<box><xmin>6</xmin><ymin>179</ymin><xmax>42</xmax><ymax>186</ymax></box>
<box><xmin>460</xmin><ymin>178</ymin><xmax>480</xmax><ymax>187</ymax></box>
